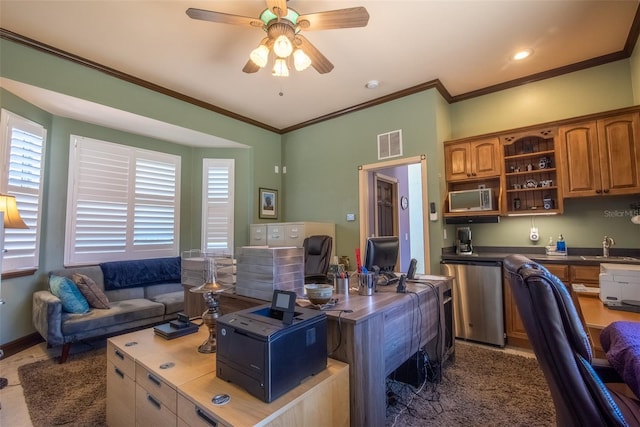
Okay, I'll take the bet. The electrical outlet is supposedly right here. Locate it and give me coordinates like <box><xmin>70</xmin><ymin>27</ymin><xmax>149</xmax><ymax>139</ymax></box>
<box><xmin>530</xmin><ymin>227</ymin><xmax>539</xmax><ymax>242</ymax></box>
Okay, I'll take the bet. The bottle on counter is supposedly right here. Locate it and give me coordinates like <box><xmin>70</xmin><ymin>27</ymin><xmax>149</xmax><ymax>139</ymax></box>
<box><xmin>556</xmin><ymin>234</ymin><xmax>566</xmax><ymax>252</ymax></box>
<box><xmin>546</xmin><ymin>236</ymin><xmax>555</xmax><ymax>254</ymax></box>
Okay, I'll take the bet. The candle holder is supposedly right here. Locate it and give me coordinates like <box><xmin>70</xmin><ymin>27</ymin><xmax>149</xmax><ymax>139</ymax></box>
<box><xmin>190</xmin><ymin>281</ymin><xmax>230</xmax><ymax>353</ymax></box>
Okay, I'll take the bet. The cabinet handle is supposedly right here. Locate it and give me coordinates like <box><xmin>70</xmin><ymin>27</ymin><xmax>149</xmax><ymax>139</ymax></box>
<box><xmin>595</xmin><ymin>189</ymin><xmax>602</xmax><ymax>194</ymax></box>
<box><xmin>195</xmin><ymin>407</ymin><xmax>218</xmax><ymax>426</ymax></box>
<box><xmin>146</xmin><ymin>393</ymin><xmax>162</xmax><ymax>410</ymax></box>
<box><xmin>147</xmin><ymin>373</ymin><xmax>161</xmax><ymax>387</ymax></box>
<box><xmin>114</xmin><ymin>349</ymin><xmax>124</xmax><ymax>360</ymax></box>
<box><xmin>114</xmin><ymin>367</ymin><xmax>124</xmax><ymax>379</ymax></box>
<box><xmin>603</xmin><ymin>188</ymin><xmax>610</xmax><ymax>193</ymax></box>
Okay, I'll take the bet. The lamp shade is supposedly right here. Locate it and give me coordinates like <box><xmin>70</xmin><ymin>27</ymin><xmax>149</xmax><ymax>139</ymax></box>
<box><xmin>0</xmin><ymin>194</ymin><xmax>27</xmax><ymax>229</ymax></box>
<box><xmin>272</xmin><ymin>58</ymin><xmax>289</xmax><ymax>77</ymax></box>
<box><xmin>293</xmin><ymin>49</ymin><xmax>311</xmax><ymax>71</ymax></box>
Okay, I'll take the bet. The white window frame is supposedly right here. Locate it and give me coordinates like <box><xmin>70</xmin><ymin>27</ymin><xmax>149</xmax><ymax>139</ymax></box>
<box><xmin>65</xmin><ymin>135</ymin><xmax>181</xmax><ymax>265</ymax></box>
<box><xmin>202</xmin><ymin>159</ymin><xmax>234</xmax><ymax>256</ymax></box>
<box><xmin>0</xmin><ymin>109</ymin><xmax>47</xmax><ymax>273</ymax></box>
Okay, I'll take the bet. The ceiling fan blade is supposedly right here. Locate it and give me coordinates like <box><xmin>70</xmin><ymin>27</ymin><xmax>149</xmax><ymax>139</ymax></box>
<box><xmin>242</xmin><ymin>59</ymin><xmax>261</xmax><ymax>74</ymax></box>
<box><xmin>297</xmin><ymin>7</ymin><xmax>369</xmax><ymax>31</ymax></box>
<box><xmin>296</xmin><ymin>35</ymin><xmax>334</xmax><ymax>74</ymax></box>
<box><xmin>186</xmin><ymin>8</ymin><xmax>263</xmax><ymax>28</ymax></box>
<box><xmin>266</xmin><ymin>0</ymin><xmax>288</xmax><ymax>18</ymax></box>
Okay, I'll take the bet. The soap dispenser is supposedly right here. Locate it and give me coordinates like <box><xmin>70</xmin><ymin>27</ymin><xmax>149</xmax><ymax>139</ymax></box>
<box><xmin>556</xmin><ymin>234</ymin><xmax>566</xmax><ymax>252</ymax></box>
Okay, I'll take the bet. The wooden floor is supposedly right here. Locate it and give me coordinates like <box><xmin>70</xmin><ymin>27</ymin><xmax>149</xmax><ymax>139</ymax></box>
<box><xmin>0</xmin><ymin>340</ymin><xmax>104</xmax><ymax>426</ymax></box>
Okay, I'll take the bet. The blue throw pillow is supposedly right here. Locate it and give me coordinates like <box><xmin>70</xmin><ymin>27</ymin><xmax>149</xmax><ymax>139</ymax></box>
<box><xmin>49</xmin><ymin>275</ymin><xmax>90</xmax><ymax>314</ymax></box>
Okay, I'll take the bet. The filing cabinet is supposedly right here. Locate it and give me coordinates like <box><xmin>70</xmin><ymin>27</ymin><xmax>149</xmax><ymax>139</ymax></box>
<box><xmin>248</xmin><ymin>221</ymin><xmax>335</xmax><ymax>256</ymax></box>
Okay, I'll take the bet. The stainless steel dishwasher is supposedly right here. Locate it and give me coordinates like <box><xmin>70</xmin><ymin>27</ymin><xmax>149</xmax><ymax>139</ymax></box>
<box><xmin>440</xmin><ymin>259</ymin><xmax>505</xmax><ymax>347</ymax></box>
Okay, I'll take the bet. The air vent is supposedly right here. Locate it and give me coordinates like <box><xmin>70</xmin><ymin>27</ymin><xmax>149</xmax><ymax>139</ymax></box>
<box><xmin>377</xmin><ymin>130</ymin><xmax>402</xmax><ymax>160</ymax></box>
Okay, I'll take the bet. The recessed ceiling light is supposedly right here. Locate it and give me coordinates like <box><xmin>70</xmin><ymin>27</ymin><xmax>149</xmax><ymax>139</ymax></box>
<box><xmin>511</xmin><ymin>49</ymin><xmax>533</xmax><ymax>61</ymax></box>
<box><xmin>365</xmin><ymin>80</ymin><xmax>379</xmax><ymax>89</ymax></box>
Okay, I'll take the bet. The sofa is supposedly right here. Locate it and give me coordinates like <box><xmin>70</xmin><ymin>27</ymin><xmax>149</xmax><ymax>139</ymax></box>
<box><xmin>33</xmin><ymin>257</ymin><xmax>184</xmax><ymax>362</ymax></box>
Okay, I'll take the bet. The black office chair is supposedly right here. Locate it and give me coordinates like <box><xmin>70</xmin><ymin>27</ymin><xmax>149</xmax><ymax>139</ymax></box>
<box><xmin>303</xmin><ymin>235</ymin><xmax>332</xmax><ymax>284</ymax></box>
<box><xmin>503</xmin><ymin>254</ymin><xmax>640</xmax><ymax>427</ymax></box>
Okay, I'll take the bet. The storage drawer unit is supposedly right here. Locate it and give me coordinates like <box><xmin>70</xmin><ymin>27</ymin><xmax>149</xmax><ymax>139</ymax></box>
<box><xmin>135</xmin><ymin>383</ymin><xmax>177</xmax><ymax>427</ymax></box>
<box><xmin>106</xmin><ymin>341</ymin><xmax>136</xmax><ymax>426</ymax></box>
<box><xmin>248</xmin><ymin>221</ymin><xmax>336</xmax><ymax>256</ymax></box>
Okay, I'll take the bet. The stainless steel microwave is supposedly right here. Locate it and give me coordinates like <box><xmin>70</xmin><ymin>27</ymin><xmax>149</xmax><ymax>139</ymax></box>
<box><xmin>449</xmin><ymin>188</ymin><xmax>494</xmax><ymax>212</ymax></box>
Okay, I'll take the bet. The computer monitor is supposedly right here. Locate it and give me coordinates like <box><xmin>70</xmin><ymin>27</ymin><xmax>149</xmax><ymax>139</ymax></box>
<box><xmin>363</xmin><ymin>236</ymin><xmax>399</xmax><ymax>284</ymax></box>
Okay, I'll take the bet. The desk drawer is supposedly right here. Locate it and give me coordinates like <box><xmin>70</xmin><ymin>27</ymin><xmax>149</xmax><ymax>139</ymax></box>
<box><xmin>136</xmin><ymin>363</ymin><xmax>177</xmax><ymax>413</ymax></box>
<box><xmin>106</xmin><ymin>360</ymin><xmax>135</xmax><ymax>426</ymax></box>
<box><xmin>136</xmin><ymin>383</ymin><xmax>177</xmax><ymax>427</ymax></box>
<box><xmin>107</xmin><ymin>341</ymin><xmax>135</xmax><ymax>379</ymax></box>
<box><xmin>177</xmin><ymin>392</ymin><xmax>229</xmax><ymax>427</ymax></box>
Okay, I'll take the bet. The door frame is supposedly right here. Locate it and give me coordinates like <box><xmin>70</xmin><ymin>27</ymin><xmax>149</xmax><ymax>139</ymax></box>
<box><xmin>358</xmin><ymin>155</ymin><xmax>431</xmax><ymax>273</ymax></box>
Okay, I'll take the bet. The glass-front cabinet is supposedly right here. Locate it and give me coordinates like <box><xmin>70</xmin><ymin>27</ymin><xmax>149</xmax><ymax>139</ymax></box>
<box><xmin>500</xmin><ymin>128</ymin><xmax>564</xmax><ymax>215</ymax></box>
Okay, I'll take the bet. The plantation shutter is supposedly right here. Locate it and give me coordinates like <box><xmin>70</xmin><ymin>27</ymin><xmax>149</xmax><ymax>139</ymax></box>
<box><xmin>65</xmin><ymin>135</ymin><xmax>180</xmax><ymax>265</ymax></box>
<box><xmin>202</xmin><ymin>159</ymin><xmax>234</xmax><ymax>255</ymax></box>
<box><xmin>0</xmin><ymin>109</ymin><xmax>47</xmax><ymax>272</ymax></box>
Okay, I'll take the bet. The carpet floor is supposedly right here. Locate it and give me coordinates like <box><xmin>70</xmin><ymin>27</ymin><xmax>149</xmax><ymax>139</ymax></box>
<box><xmin>17</xmin><ymin>341</ymin><xmax>555</xmax><ymax>426</ymax></box>
<box><xmin>386</xmin><ymin>342</ymin><xmax>556</xmax><ymax>426</ymax></box>
<box><xmin>18</xmin><ymin>349</ymin><xmax>106</xmax><ymax>427</ymax></box>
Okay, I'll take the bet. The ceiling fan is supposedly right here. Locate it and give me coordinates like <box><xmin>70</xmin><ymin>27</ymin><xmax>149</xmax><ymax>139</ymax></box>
<box><xmin>186</xmin><ymin>0</ymin><xmax>369</xmax><ymax>76</ymax></box>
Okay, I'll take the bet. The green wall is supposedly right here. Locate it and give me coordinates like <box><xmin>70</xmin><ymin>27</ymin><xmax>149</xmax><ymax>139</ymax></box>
<box><xmin>2</xmin><ymin>37</ymin><xmax>640</xmax><ymax>346</ymax></box>
<box><xmin>0</xmin><ymin>38</ymin><xmax>281</xmax><ymax>344</ymax></box>
<box><xmin>281</xmin><ymin>90</ymin><xmax>446</xmax><ymax>273</ymax></box>
<box><xmin>632</xmin><ymin>32</ymin><xmax>640</xmax><ymax>104</ymax></box>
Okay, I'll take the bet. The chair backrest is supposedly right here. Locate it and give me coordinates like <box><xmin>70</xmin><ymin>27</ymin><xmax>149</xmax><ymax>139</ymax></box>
<box><xmin>302</xmin><ymin>235</ymin><xmax>333</xmax><ymax>279</ymax></box>
<box><xmin>503</xmin><ymin>254</ymin><xmax>627</xmax><ymax>427</ymax></box>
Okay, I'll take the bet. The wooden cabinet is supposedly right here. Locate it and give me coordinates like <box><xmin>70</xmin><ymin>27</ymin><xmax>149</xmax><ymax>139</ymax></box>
<box><xmin>107</xmin><ymin>328</ymin><xmax>350</xmax><ymax>427</ymax></box>
<box><xmin>504</xmin><ymin>262</ymin><xmax>571</xmax><ymax>348</ymax></box>
<box><xmin>558</xmin><ymin>112</ymin><xmax>640</xmax><ymax>198</ymax></box>
<box><xmin>444</xmin><ymin>137</ymin><xmax>501</xmax><ymax>181</ymax></box>
<box><xmin>500</xmin><ymin>128</ymin><xmax>563</xmax><ymax>215</ymax></box>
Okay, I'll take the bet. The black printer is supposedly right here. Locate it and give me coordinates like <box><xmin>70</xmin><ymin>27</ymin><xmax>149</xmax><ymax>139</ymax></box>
<box><xmin>216</xmin><ymin>290</ymin><xmax>327</xmax><ymax>403</ymax></box>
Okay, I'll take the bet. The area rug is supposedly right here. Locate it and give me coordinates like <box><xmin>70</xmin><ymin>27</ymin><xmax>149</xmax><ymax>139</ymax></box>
<box><xmin>386</xmin><ymin>342</ymin><xmax>556</xmax><ymax>426</ymax></box>
<box><xmin>18</xmin><ymin>342</ymin><xmax>554</xmax><ymax>426</ymax></box>
<box><xmin>18</xmin><ymin>348</ymin><xmax>106</xmax><ymax>426</ymax></box>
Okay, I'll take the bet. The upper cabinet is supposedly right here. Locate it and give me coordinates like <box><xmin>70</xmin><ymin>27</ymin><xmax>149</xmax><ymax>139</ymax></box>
<box><xmin>500</xmin><ymin>128</ymin><xmax>563</xmax><ymax>215</ymax></box>
<box><xmin>558</xmin><ymin>112</ymin><xmax>640</xmax><ymax>198</ymax></box>
<box><xmin>444</xmin><ymin>138</ymin><xmax>501</xmax><ymax>181</ymax></box>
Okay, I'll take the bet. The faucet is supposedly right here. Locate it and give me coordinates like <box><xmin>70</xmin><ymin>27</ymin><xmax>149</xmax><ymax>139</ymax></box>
<box><xmin>602</xmin><ymin>235</ymin><xmax>615</xmax><ymax>257</ymax></box>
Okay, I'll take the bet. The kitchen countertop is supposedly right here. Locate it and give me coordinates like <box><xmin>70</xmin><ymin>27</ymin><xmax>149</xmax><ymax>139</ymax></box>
<box><xmin>441</xmin><ymin>246</ymin><xmax>640</xmax><ymax>265</ymax></box>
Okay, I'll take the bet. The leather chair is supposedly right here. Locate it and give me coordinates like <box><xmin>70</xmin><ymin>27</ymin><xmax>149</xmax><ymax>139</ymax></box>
<box><xmin>503</xmin><ymin>254</ymin><xmax>640</xmax><ymax>427</ymax></box>
<box><xmin>303</xmin><ymin>235</ymin><xmax>333</xmax><ymax>283</ymax></box>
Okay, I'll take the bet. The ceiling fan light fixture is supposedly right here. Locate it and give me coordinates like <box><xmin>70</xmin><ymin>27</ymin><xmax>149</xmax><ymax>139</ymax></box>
<box><xmin>272</xmin><ymin>58</ymin><xmax>289</xmax><ymax>77</ymax></box>
<box><xmin>249</xmin><ymin>44</ymin><xmax>270</xmax><ymax>68</ymax></box>
<box><xmin>273</xmin><ymin>35</ymin><xmax>293</xmax><ymax>58</ymax></box>
<box><xmin>293</xmin><ymin>49</ymin><xmax>311</xmax><ymax>71</ymax></box>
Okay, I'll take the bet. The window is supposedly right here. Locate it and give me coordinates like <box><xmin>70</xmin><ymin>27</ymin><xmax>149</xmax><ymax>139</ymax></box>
<box><xmin>65</xmin><ymin>135</ymin><xmax>181</xmax><ymax>265</ymax></box>
<box><xmin>202</xmin><ymin>159</ymin><xmax>234</xmax><ymax>255</ymax></box>
<box><xmin>0</xmin><ymin>109</ymin><xmax>47</xmax><ymax>273</ymax></box>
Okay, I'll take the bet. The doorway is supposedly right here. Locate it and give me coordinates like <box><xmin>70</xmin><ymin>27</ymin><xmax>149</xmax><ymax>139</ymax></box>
<box><xmin>358</xmin><ymin>155</ymin><xmax>430</xmax><ymax>274</ymax></box>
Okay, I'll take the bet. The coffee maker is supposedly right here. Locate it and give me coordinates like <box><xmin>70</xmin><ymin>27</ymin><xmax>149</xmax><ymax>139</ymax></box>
<box><xmin>456</xmin><ymin>227</ymin><xmax>473</xmax><ymax>255</ymax></box>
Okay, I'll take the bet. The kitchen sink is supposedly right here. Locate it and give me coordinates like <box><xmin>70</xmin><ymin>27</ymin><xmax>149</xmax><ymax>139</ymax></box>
<box><xmin>580</xmin><ymin>255</ymin><xmax>639</xmax><ymax>262</ymax></box>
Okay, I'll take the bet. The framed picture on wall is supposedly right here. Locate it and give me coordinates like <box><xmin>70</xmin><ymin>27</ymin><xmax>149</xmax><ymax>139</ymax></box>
<box><xmin>259</xmin><ymin>188</ymin><xmax>278</xmax><ymax>219</ymax></box>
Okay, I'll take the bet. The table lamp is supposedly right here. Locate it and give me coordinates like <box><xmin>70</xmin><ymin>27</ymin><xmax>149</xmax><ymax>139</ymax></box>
<box><xmin>189</xmin><ymin>280</ymin><xmax>230</xmax><ymax>353</ymax></box>
<box><xmin>0</xmin><ymin>193</ymin><xmax>28</xmax><ymax>390</ymax></box>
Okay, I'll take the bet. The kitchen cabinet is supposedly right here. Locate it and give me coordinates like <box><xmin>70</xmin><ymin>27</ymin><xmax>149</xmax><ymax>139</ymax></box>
<box><xmin>444</xmin><ymin>137</ymin><xmax>501</xmax><ymax>181</ymax></box>
<box><xmin>505</xmin><ymin>262</ymin><xmax>571</xmax><ymax>348</ymax></box>
<box><xmin>500</xmin><ymin>128</ymin><xmax>563</xmax><ymax>215</ymax></box>
<box><xmin>558</xmin><ymin>112</ymin><xmax>640</xmax><ymax>198</ymax></box>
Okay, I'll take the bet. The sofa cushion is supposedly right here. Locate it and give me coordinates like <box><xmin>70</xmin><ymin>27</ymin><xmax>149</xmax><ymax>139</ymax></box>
<box><xmin>149</xmin><ymin>291</ymin><xmax>184</xmax><ymax>315</ymax></box>
<box><xmin>72</xmin><ymin>273</ymin><xmax>110</xmax><ymax>309</ymax></box>
<box><xmin>49</xmin><ymin>275</ymin><xmax>90</xmax><ymax>314</ymax></box>
<box><xmin>101</xmin><ymin>257</ymin><xmax>181</xmax><ymax>291</ymax></box>
<box><xmin>61</xmin><ymin>298</ymin><xmax>165</xmax><ymax>335</ymax></box>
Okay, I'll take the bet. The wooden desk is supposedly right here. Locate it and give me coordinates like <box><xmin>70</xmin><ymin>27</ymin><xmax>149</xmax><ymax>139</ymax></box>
<box><xmin>578</xmin><ymin>295</ymin><xmax>640</xmax><ymax>358</ymax></box>
<box><xmin>107</xmin><ymin>327</ymin><xmax>349</xmax><ymax>426</ymax></box>
<box><xmin>218</xmin><ymin>276</ymin><xmax>453</xmax><ymax>427</ymax></box>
